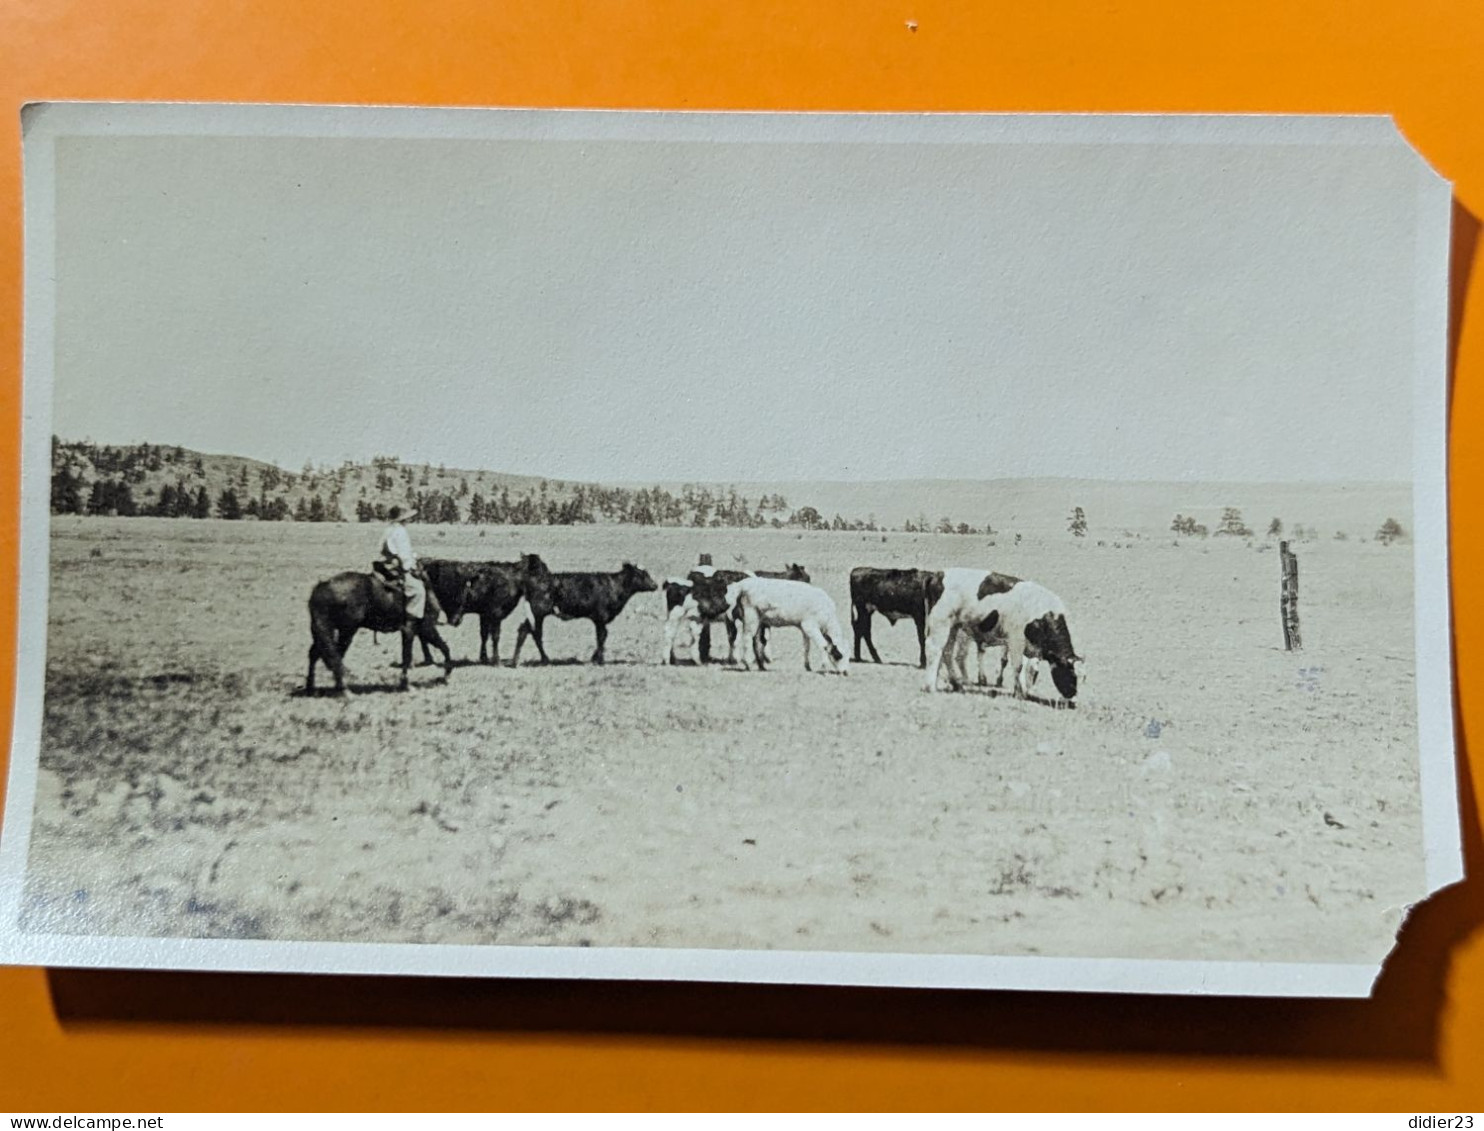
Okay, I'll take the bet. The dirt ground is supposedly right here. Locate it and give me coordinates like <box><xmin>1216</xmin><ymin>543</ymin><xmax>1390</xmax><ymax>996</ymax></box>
<box><xmin>15</xmin><ymin>512</ymin><xmax>1424</xmax><ymax>964</ymax></box>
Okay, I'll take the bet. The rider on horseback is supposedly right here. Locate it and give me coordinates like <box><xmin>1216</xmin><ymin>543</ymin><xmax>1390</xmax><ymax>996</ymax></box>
<box><xmin>375</xmin><ymin>506</ymin><xmax>426</xmax><ymax>622</ymax></box>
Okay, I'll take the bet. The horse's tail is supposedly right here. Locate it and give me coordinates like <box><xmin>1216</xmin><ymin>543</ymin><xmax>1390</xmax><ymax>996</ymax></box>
<box><xmin>308</xmin><ymin>585</ymin><xmax>344</xmax><ymax>683</ymax></box>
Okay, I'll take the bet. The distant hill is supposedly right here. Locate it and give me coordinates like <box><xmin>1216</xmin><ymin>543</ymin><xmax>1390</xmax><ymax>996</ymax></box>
<box><xmin>48</xmin><ymin>438</ymin><xmax>1412</xmax><ymax>542</ymax></box>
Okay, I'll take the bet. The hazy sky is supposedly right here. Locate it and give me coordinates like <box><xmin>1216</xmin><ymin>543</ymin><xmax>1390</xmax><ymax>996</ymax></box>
<box><xmin>49</xmin><ymin>125</ymin><xmax>1422</xmax><ymax>483</ymax></box>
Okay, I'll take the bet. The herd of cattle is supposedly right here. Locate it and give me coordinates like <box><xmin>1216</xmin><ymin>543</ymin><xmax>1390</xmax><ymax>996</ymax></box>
<box><xmin>305</xmin><ymin>554</ymin><xmax>1082</xmax><ymax>704</ymax></box>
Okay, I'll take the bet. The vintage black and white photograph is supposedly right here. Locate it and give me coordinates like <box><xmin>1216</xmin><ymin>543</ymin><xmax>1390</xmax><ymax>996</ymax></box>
<box><xmin>0</xmin><ymin>105</ymin><xmax>1460</xmax><ymax>995</ymax></box>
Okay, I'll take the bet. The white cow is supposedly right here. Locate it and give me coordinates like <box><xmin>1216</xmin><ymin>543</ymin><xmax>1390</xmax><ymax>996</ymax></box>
<box><xmin>728</xmin><ymin>577</ymin><xmax>850</xmax><ymax>674</ymax></box>
<box><xmin>662</xmin><ymin>564</ymin><xmax>811</xmax><ymax>665</ymax></box>
<box><xmin>923</xmin><ymin>568</ymin><xmax>1080</xmax><ymax>701</ymax></box>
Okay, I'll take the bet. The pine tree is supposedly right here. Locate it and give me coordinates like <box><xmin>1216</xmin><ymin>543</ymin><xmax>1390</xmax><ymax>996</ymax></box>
<box><xmin>216</xmin><ymin>488</ymin><xmax>242</xmax><ymax>520</ymax></box>
<box><xmin>1068</xmin><ymin>506</ymin><xmax>1088</xmax><ymax>537</ymax></box>
<box><xmin>294</xmin><ymin>496</ymin><xmax>311</xmax><ymax>522</ymax></box>
<box><xmin>791</xmin><ymin>506</ymin><xmax>824</xmax><ymax>530</ymax></box>
<box><xmin>193</xmin><ymin>486</ymin><xmax>211</xmax><ymax>519</ymax></box>
<box><xmin>122</xmin><ymin>483</ymin><xmax>139</xmax><ymax>516</ymax></box>
<box><xmin>1377</xmin><ymin>517</ymin><xmax>1406</xmax><ymax>545</ymax></box>
<box><xmin>1267</xmin><ymin>517</ymin><xmax>1283</xmax><ymax>537</ymax></box>
<box><xmin>1216</xmin><ymin>507</ymin><xmax>1252</xmax><ymax>537</ymax></box>
<box><xmin>50</xmin><ymin>467</ymin><xmax>83</xmax><ymax>515</ymax></box>
<box><xmin>86</xmin><ymin>480</ymin><xmax>110</xmax><ymax>515</ymax></box>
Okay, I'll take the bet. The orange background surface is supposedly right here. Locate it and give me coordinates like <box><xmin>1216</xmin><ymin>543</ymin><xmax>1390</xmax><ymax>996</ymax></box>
<box><xmin>1</xmin><ymin>0</ymin><xmax>1481</xmax><ymax>1113</ymax></box>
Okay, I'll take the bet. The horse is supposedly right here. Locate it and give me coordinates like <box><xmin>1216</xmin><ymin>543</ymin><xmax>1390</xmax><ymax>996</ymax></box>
<box><xmin>306</xmin><ymin>570</ymin><xmax>469</xmax><ymax>695</ymax></box>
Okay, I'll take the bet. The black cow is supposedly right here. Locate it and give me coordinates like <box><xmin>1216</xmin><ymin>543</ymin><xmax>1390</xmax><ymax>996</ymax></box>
<box><xmin>663</xmin><ymin>563</ymin><xmax>810</xmax><ymax>664</ymax></box>
<box><xmin>849</xmin><ymin>566</ymin><xmax>943</xmax><ymax>668</ymax></box>
<box><xmin>421</xmin><ymin>554</ymin><xmax>552</xmax><ymax>665</ymax></box>
<box><xmin>512</xmin><ymin>562</ymin><xmax>659</xmax><ymax>665</ymax></box>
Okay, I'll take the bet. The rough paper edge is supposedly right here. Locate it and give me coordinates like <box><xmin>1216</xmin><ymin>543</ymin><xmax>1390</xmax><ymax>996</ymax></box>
<box><xmin>0</xmin><ymin>104</ymin><xmax>1462</xmax><ymax>999</ymax></box>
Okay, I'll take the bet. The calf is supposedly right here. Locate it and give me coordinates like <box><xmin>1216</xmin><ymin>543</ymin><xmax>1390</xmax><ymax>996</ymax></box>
<box><xmin>849</xmin><ymin>566</ymin><xmax>938</xmax><ymax>667</ymax></box>
<box><xmin>663</xmin><ymin>563</ymin><xmax>810</xmax><ymax>664</ymax></box>
<box><xmin>663</xmin><ymin>567</ymin><xmax>748</xmax><ymax>664</ymax></box>
<box><xmin>421</xmin><ymin>554</ymin><xmax>551</xmax><ymax>665</ymax></box>
<box><xmin>728</xmin><ymin>576</ymin><xmax>849</xmax><ymax>674</ymax></box>
<box><xmin>512</xmin><ymin>562</ymin><xmax>659</xmax><ymax>665</ymax></box>
<box><xmin>923</xmin><ymin>568</ymin><xmax>1079</xmax><ymax>702</ymax></box>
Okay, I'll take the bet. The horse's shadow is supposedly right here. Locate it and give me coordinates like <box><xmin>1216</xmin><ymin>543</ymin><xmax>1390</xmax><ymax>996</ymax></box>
<box><xmin>291</xmin><ymin>680</ymin><xmax>448</xmax><ymax>699</ymax></box>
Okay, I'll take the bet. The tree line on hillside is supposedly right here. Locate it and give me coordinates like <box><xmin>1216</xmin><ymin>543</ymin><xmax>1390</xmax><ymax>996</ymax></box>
<box><xmin>48</xmin><ymin>440</ymin><xmax>1408</xmax><ymax>544</ymax></box>
<box><xmin>50</xmin><ymin>438</ymin><xmax>1012</xmax><ymax>533</ymax></box>
<box><xmin>1167</xmin><ymin>507</ymin><xmax>1406</xmax><ymax>545</ymax></box>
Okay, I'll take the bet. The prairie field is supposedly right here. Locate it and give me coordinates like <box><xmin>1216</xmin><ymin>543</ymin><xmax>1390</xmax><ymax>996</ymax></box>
<box><xmin>16</xmin><ymin>507</ymin><xmax>1424</xmax><ymax>964</ymax></box>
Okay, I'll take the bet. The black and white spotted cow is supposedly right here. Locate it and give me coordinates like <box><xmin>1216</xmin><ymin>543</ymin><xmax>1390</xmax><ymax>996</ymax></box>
<box><xmin>922</xmin><ymin>568</ymin><xmax>1080</xmax><ymax>702</ymax></box>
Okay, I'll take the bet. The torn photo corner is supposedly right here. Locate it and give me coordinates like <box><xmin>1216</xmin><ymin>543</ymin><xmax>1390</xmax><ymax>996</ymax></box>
<box><xmin>0</xmin><ymin>104</ymin><xmax>1462</xmax><ymax>998</ymax></box>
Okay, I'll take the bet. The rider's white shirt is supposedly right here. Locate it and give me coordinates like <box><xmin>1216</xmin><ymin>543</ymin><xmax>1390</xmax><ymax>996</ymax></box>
<box><xmin>379</xmin><ymin>523</ymin><xmax>417</xmax><ymax>573</ymax></box>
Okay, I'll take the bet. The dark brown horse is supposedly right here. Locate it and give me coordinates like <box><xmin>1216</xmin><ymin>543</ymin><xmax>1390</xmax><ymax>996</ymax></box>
<box><xmin>306</xmin><ymin>571</ymin><xmax>468</xmax><ymax>695</ymax></box>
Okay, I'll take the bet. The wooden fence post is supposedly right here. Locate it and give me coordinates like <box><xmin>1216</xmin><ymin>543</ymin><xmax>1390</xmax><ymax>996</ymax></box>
<box><xmin>1280</xmin><ymin>540</ymin><xmax>1301</xmax><ymax>651</ymax></box>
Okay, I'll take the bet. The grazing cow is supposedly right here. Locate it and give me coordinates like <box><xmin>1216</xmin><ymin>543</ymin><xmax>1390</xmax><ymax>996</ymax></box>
<box><xmin>922</xmin><ymin>569</ymin><xmax>1079</xmax><ymax>702</ymax></box>
<box><xmin>512</xmin><ymin>562</ymin><xmax>659</xmax><ymax>665</ymax></box>
<box><xmin>663</xmin><ymin>563</ymin><xmax>810</xmax><ymax>664</ymax></box>
<box><xmin>849</xmin><ymin>566</ymin><xmax>939</xmax><ymax>667</ymax></box>
<box><xmin>421</xmin><ymin>554</ymin><xmax>552</xmax><ymax>665</ymax></box>
<box><xmin>728</xmin><ymin>576</ymin><xmax>849</xmax><ymax>674</ymax></box>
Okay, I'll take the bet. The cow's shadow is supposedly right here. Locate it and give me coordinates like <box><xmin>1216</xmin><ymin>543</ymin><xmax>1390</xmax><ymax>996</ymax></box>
<box><xmin>511</xmin><ymin>658</ymin><xmax>647</xmax><ymax>669</ymax></box>
<box><xmin>938</xmin><ymin>682</ymin><xmax>1072</xmax><ymax>710</ymax></box>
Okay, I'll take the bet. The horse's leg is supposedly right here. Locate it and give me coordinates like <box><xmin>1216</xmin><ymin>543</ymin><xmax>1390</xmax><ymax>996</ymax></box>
<box><xmin>399</xmin><ymin>626</ymin><xmax>414</xmax><ymax>690</ymax></box>
<box><xmin>309</xmin><ymin>611</ymin><xmax>344</xmax><ymax>695</ymax></box>
<box><xmin>591</xmin><ymin>619</ymin><xmax>608</xmax><ymax>665</ymax></box>
<box><xmin>532</xmin><ymin>615</ymin><xmax>550</xmax><ymax>663</ymax></box>
<box><xmin>332</xmin><ymin>628</ymin><xmax>356</xmax><ymax>695</ymax></box>
<box><xmin>479</xmin><ymin>614</ymin><xmax>490</xmax><ymax>665</ymax></box>
<box><xmin>423</xmin><ymin>622</ymin><xmax>454</xmax><ymax>679</ymax></box>
<box><xmin>914</xmin><ymin>612</ymin><xmax>927</xmax><ymax>669</ymax></box>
